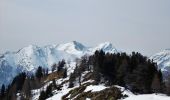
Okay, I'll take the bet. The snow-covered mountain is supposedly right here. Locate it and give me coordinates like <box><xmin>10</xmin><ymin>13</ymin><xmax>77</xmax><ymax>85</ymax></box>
<box><xmin>150</xmin><ymin>49</ymin><xmax>170</xmax><ymax>79</ymax></box>
<box><xmin>0</xmin><ymin>41</ymin><xmax>118</xmax><ymax>85</ymax></box>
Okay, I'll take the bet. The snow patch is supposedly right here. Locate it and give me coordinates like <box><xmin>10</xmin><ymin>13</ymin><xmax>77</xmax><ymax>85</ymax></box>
<box><xmin>84</xmin><ymin>85</ymin><xmax>107</xmax><ymax>92</ymax></box>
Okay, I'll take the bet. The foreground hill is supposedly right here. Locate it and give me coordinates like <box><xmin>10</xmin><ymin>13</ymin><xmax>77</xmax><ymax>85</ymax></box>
<box><xmin>1</xmin><ymin>50</ymin><xmax>170</xmax><ymax>100</ymax></box>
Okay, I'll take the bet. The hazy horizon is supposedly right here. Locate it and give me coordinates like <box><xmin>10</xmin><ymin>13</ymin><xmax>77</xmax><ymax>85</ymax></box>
<box><xmin>0</xmin><ymin>0</ymin><xmax>170</xmax><ymax>56</ymax></box>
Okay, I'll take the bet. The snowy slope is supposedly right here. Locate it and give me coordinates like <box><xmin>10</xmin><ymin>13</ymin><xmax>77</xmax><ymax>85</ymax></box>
<box><xmin>0</xmin><ymin>41</ymin><xmax>118</xmax><ymax>85</ymax></box>
<box><xmin>32</xmin><ymin>71</ymin><xmax>170</xmax><ymax>100</ymax></box>
<box><xmin>150</xmin><ymin>49</ymin><xmax>170</xmax><ymax>79</ymax></box>
<box><xmin>113</xmin><ymin>86</ymin><xmax>170</xmax><ymax>100</ymax></box>
<box><xmin>124</xmin><ymin>94</ymin><xmax>170</xmax><ymax>100</ymax></box>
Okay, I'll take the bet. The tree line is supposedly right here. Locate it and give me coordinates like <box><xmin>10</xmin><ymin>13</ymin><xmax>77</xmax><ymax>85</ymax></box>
<box><xmin>0</xmin><ymin>60</ymin><xmax>67</xmax><ymax>100</ymax></box>
<box><xmin>68</xmin><ymin>50</ymin><xmax>170</xmax><ymax>95</ymax></box>
<box><xmin>1</xmin><ymin>50</ymin><xmax>170</xmax><ymax>100</ymax></box>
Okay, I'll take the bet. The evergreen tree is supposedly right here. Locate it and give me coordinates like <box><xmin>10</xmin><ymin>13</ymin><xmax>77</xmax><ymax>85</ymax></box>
<box><xmin>46</xmin><ymin>84</ymin><xmax>53</xmax><ymax>98</ymax></box>
<box><xmin>116</xmin><ymin>59</ymin><xmax>128</xmax><ymax>86</ymax></box>
<box><xmin>39</xmin><ymin>91</ymin><xmax>46</xmax><ymax>100</ymax></box>
<box><xmin>57</xmin><ymin>60</ymin><xmax>65</xmax><ymax>72</ymax></box>
<box><xmin>21</xmin><ymin>78</ymin><xmax>31</xmax><ymax>99</ymax></box>
<box><xmin>151</xmin><ymin>73</ymin><xmax>161</xmax><ymax>93</ymax></box>
<box><xmin>1</xmin><ymin>84</ymin><xmax>5</xmax><ymax>98</ymax></box>
<box><xmin>166</xmin><ymin>76</ymin><xmax>170</xmax><ymax>95</ymax></box>
<box><xmin>68</xmin><ymin>73</ymin><xmax>75</xmax><ymax>88</ymax></box>
<box><xmin>63</xmin><ymin>68</ymin><xmax>67</xmax><ymax>78</ymax></box>
<box><xmin>10</xmin><ymin>72</ymin><xmax>26</xmax><ymax>91</ymax></box>
<box><xmin>36</xmin><ymin>66</ymin><xmax>43</xmax><ymax>81</ymax></box>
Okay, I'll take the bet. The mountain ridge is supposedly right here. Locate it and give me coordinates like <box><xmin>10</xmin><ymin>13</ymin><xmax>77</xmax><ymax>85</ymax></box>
<box><xmin>0</xmin><ymin>41</ymin><xmax>118</xmax><ymax>85</ymax></box>
<box><xmin>150</xmin><ymin>49</ymin><xmax>170</xmax><ymax>79</ymax></box>
<box><xmin>1</xmin><ymin>41</ymin><xmax>169</xmax><ymax>86</ymax></box>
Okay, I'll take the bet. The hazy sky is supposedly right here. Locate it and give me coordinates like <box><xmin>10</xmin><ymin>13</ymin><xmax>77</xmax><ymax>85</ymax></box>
<box><xmin>0</xmin><ymin>0</ymin><xmax>170</xmax><ymax>56</ymax></box>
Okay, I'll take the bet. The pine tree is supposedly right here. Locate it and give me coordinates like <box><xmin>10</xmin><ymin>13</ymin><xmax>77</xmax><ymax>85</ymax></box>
<box><xmin>68</xmin><ymin>73</ymin><xmax>75</xmax><ymax>88</ymax></box>
<box><xmin>151</xmin><ymin>73</ymin><xmax>161</xmax><ymax>93</ymax></box>
<box><xmin>1</xmin><ymin>84</ymin><xmax>5</xmax><ymax>98</ymax></box>
<box><xmin>39</xmin><ymin>91</ymin><xmax>46</xmax><ymax>100</ymax></box>
<box><xmin>63</xmin><ymin>68</ymin><xmax>67</xmax><ymax>78</ymax></box>
<box><xmin>166</xmin><ymin>76</ymin><xmax>170</xmax><ymax>95</ymax></box>
<box><xmin>58</xmin><ymin>60</ymin><xmax>65</xmax><ymax>72</ymax></box>
<box><xmin>21</xmin><ymin>78</ymin><xmax>31</xmax><ymax>99</ymax></box>
<box><xmin>52</xmin><ymin>79</ymin><xmax>57</xmax><ymax>89</ymax></box>
<box><xmin>46</xmin><ymin>84</ymin><xmax>53</xmax><ymax>98</ymax></box>
<box><xmin>36</xmin><ymin>66</ymin><xmax>43</xmax><ymax>81</ymax></box>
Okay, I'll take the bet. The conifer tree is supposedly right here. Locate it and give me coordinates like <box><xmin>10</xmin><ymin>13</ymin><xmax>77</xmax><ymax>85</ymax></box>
<box><xmin>46</xmin><ymin>84</ymin><xmax>53</xmax><ymax>98</ymax></box>
<box><xmin>151</xmin><ymin>73</ymin><xmax>161</xmax><ymax>93</ymax></box>
<box><xmin>39</xmin><ymin>91</ymin><xmax>46</xmax><ymax>100</ymax></box>
<box><xmin>63</xmin><ymin>68</ymin><xmax>67</xmax><ymax>78</ymax></box>
<box><xmin>1</xmin><ymin>84</ymin><xmax>5</xmax><ymax>98</ymax></box>
<box><xmin>58</xmin><ymin>60</ymin><xmax>65</xmax><ymax>72</ymax></box>
<box><xmin>36</xmin><ymin>66</ymin><xmax>43</xmax><ymax>81</ymax></box>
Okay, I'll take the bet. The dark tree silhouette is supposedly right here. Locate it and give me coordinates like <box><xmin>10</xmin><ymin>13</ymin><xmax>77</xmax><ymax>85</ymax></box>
<box><xmin>57</xmin><ymin>60</ymin><xmax>65</xmax><ymax>72</ymax></box>
<box><xmin>63</xmin><ymin>68</ymin><xmax>67</xmax><ymax>78</ymax></box>
<box><xmin>36</xmin><ymin>66</ymin><xmax>43</xmax><ymax>81</ymax></box>
<box><xmin>0</xmin><ymin>84</ymin><xmax>5</xmax><ymax>98</ymax></box>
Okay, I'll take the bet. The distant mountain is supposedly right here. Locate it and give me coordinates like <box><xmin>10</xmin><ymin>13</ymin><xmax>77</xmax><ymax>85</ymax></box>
<box><xmin>150</xmin><ymin>49</ymin><xmax>170</xmax><ymax>79</ymax></box>
<box><xmin>0</xmin><ymin>41</ymin><xmax>118</xmax><ymax>85</ymax></box>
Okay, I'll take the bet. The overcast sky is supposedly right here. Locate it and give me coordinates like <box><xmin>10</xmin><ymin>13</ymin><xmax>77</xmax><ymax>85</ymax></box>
<box><xmin>0</xmin><ymin>0</ymin><xmax>170</xmax><ymax>56</ymax></box>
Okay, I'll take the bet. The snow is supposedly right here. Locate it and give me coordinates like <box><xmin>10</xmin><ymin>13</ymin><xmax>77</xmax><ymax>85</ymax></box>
<box><xmin>32</xmin><ymin>81</ymin><xmax>53</xmax><ymax>100</ymax></box>
<box><xmin>31</xmin><ymin>61</ymin><xmax>77</xmax><ymax>100</ymax></box>
<box><xmin>0</xmin><ymin>41</ymin><xmax>118</xmax><ymax>86</ymax></box>
<box><xmin>150</xmin><ymin>49</ymin><xmax>170</xmax><ymax>79</ymax></box>
<box><xmin>1</xmin><ymin>41</ymin><xmax>170</xmax><ymax>100</ymax></box>
<box><xmin>65</xmin><ymin>61</ymin><xmax>77</xmax><ymax>76</ymax></box>
<box><xmin>46</xmin><ymin>89</ymin><xmax>70</xmax><ymax>100</ymax></box>
<box><xmin>90</xmin><ymin>42</ymin><xmax>118</xmax><ymax>54</ymax></box>
<box><xmin>46</xmin><ymin>82</ymin><xmax>80</xmax><ymax>100</ymax></box>
<box><xmin>124</xmin><ymin>94</ymin><xmax>170</xmax><ymax>100</ymax></box>
<box><xmin>31</xmin><ymin>72</ymin><xmax>170</xmax><ymax>100</ymax></box>
<box><xmin>115</xmin><ymin>85</ymin><xmax>170</xmax><ymax>100</ymax></box>
<box><xmin>33</xmin><ymin>82</ymin><xmax>170</xmax><ymax>100</ymax></box>
<box><xmin>46</xmin><ymin>79</ymin><xmax>96</xmax><ymax>100</ymax></box>
<box><xmin>150</xmin><ymin>49</ymin><xmax>170</xmax><ymax>70</ymax></box>
<box><xmin>84</xmin><ymin>84</ymin><xmax>107</xmax><ymax>92</ymax></box>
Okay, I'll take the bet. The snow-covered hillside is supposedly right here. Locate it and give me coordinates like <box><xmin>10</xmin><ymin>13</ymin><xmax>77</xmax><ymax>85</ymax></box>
<box><xmin>30</xmin><ymin>67</ymin><xmax>170</xmax><ymax>100</ymax></box>
<box><xmin>150</xmin><ymin>49</ymin><xmax>170</xmax><ymax>79</ymax></box>
<box><xmin>0</xmin><ymin>41</ymin><xmax>118</xmax><ymax>85</ymax></box>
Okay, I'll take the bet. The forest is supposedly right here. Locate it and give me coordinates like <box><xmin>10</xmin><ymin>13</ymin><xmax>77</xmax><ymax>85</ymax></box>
<box><xmin>1</xmin><ymin>50</ymin><xmax>170</xmax><ymax>100</ymax></box>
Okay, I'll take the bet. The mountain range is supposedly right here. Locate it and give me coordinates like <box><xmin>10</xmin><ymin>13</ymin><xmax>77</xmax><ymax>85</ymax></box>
<box><xmin>0</xmin><ymin>41</ymin><xmax>169</xmax><ymax>86</ymax></box>
<box><xmin>0</xmin><ymin>41</ymin><xmax>118</xmax><ymax>85</ymax></box>
<box><xmin>150</xmin><ymin>49</ymin><xmax>170</xmax><ymax>79</ymax></box>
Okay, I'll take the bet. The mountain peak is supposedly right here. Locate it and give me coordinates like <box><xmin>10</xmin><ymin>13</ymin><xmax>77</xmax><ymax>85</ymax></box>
<box><xmin>56</xmin><ymin>41</ymin><xmax>86</xmax><ymax>54</ymax></box>
<box><xmin>18</xmin><ymin>44</ymin><xmax>39</xmax><ymax>55</ymax></box>
<box><xmin>0</xmin><ymin>41</ymin><xmax>118</xmax><ymax>85</ymax></box>
<box><xmin>97</xmin><ymin>42</ymin><xmax>112</xmax><ymax>48</ymax></box>
<box><xmin>72</xmin><ymin>40</ymin><xmax>80</xmax><ymax>44</ymax></box>
<box><xmin>92</xmin><ymin>42</ymin><xmax>117</xmax><ymax>53</ymax></box>
<box><xmin>150</xmin><ymin>49</ymin><xmax>170</xmax><ymax>72</ymax></box>
<box><xmin>71</xmin><ymin>41</ymin><xmax>86</xmax><ymax>50</ymax></box>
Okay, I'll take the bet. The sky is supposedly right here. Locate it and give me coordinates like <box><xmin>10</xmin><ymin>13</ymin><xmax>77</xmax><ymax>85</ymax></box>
<box><xmin>0</xmin><ymin>0</ymin><xmax>170</xmax><ymax>56</ymax></box>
